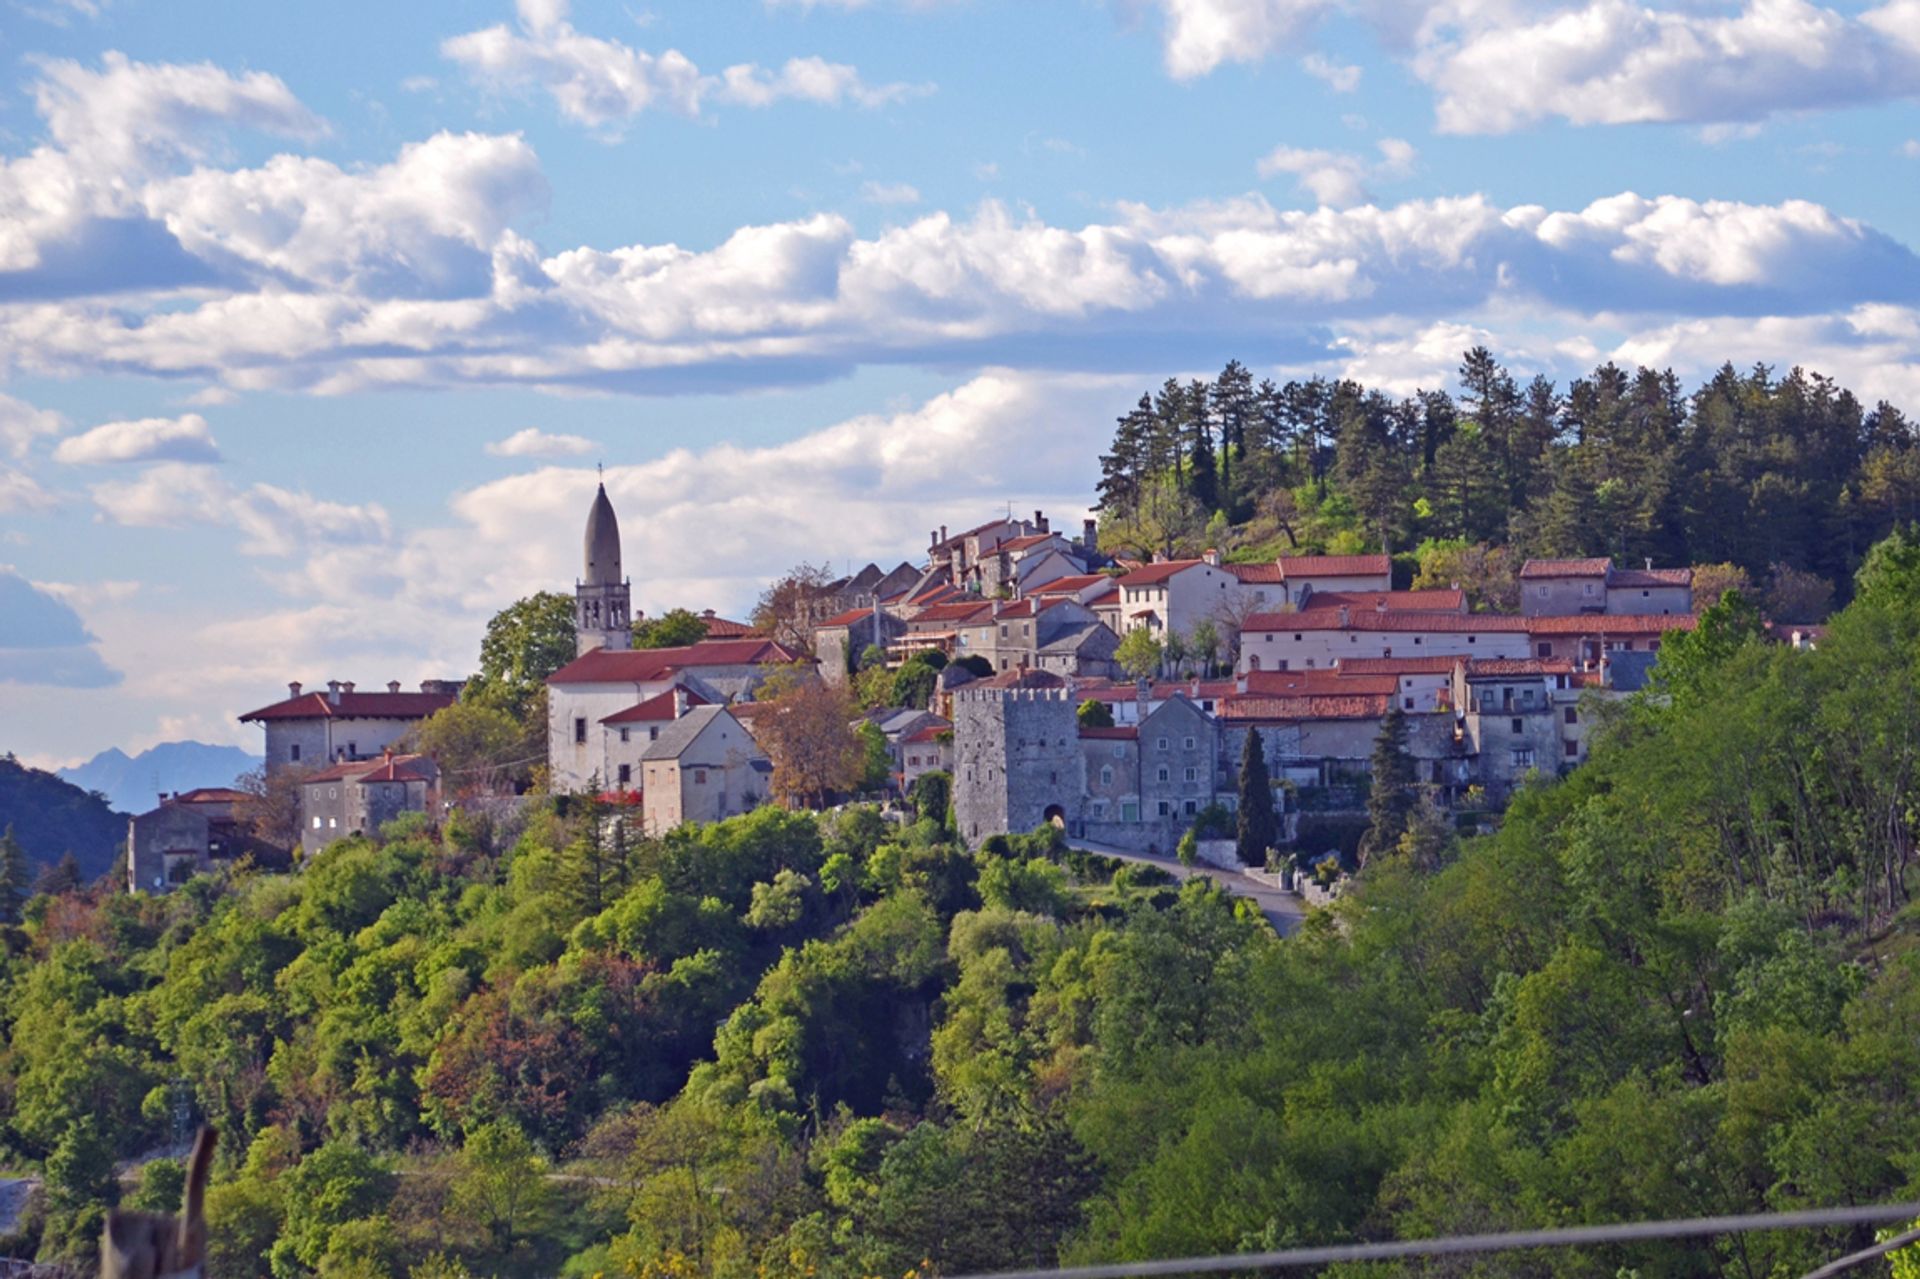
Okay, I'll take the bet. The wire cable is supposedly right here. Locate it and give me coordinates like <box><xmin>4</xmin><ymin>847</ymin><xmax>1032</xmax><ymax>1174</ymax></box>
<box><xmin>947</xmin><ymin>1202</ymin><xmax>1920</xmax><ymax>1279</ymax></box>
<box><xmin>1799</xmin><ymin>1222</ymin><xmax>1920</xmax><ymax>1279</ymax></box>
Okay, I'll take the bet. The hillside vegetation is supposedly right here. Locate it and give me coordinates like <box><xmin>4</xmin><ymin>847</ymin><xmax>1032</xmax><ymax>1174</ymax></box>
<box><xmin>0</xmin><ymin>754</ymin><xmax>124</xmax><ymax>880</ymax></box>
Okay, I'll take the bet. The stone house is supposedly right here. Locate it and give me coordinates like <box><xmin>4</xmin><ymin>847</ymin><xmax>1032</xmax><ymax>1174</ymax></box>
<box><xmin>241</xmin><ymin>679</ymin><xmax>461</xmax><ymax>773</ymax></box>
<box><xmin>952</xmin><ymin>668</ymin><xmax>1084</xmax><ymax>846</ymax></box>
<box><xmin>1238</xmin><ymin>607</ymin><xmax>1531</xmax><ymax>673</ymax></box>
<box><xmin>814</xmin><ymin>606</ymin><xmax>907</xmax><ymax>685</ymax></box>
<box><xmin>546</xmin><ymin>638</ymin><xmax>807</xmax><ymax>793</ymax></box>
<box><xmin>888</xmin><ymin>599</ymin><xmax>994</xmax><ymax>665</ymax></box>
<box><xmin>1524</xmin><ymin>613</ymin><xmax>1697</xmax><ymax>664</ymax></box>
<box><xmin>298</xmin><ymin>753</ymin><xmax>440</xmax><ymax>857</ymax></box>
<box><xmin>1276</xmin><ymin>553</ymin><xmax>1393</xmax><ymax>600</ymax></box>
<box><xmin>639</xmin><ymin>706</ymin><xmax>771</xmax><ymax>836</ymax></box>
<box><xmin>1113</xmin><ymin>559</ymin><xmax>1247</xmax><ymax>640</ymax></box>
<box><xmin>127</xmin><ymin>788</ymin><xmax>280</xmax><ymax>892</ymax></box>
<box><xmin>890</xmin><ymin>717</ymin><xmax>952</xmax><ymax>790</ymax></box>
<box><xmin>955</xmin><ymin>598</ymin><xmax>1116</xmax><ymax>676</ymax></box>
<box><xmin>1519</xmin><ymin>558</ymin><xmax>1692</xmax><ymax>616</ymax></box>
<box><xmin>600</xmin><ymin>685</ymin><xmax>713</xmax><ymax>792</ymax></box>
<box><xmin>1319</xmin><ymin>656</ymin><xmax>1461</xmax><ymax>712</ymax></box>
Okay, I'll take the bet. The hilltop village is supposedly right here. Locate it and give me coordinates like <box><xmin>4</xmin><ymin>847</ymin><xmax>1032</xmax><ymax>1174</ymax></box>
<box><xmin>123</xmin><ymin>480</ymin><xmax>1794</xmax><ymax>892</ymax></box>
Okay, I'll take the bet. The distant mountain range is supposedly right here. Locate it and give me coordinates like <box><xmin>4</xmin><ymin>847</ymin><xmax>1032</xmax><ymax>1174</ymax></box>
<box><xmin>58</xmin><ymin>740</ymin><xmax>262</xmax><ymax>815</ymax></box>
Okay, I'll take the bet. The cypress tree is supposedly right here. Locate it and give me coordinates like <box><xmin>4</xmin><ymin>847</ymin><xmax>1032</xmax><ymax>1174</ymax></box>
<box><xmin>0</xmin><ymin>825</ymin><xmax>29</xmax><ymax>925</ymax></box>
<box><xmin>1363</xmin><ymin>706</ymin><xmax>1417</xmax><ymax>864</ymax></box>
<box><xmin>1236</xmin><ymin>731</ymin><xmax>1277</xmax><ymax>868</ymax></box>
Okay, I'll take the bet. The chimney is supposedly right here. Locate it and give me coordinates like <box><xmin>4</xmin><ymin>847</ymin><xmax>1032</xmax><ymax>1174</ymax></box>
<box><xmin>327</xmin><ymin>680</ymin><xmax>342</xmax><ymax>706</ymax></box>
<box><xmin>1376</xmin><ymin>598</ymin><xmax>1387</xmax><ymax>612</ymax></box>
<box><xmin>1083</xmin><ymin>517</ymin><xmax>1097</xmax><ymax>548</ymax></box>
<box><xmin>1203</xmin><ymin>547</ymin><xmax>1221</xmax><ymax>567</ymax></box>
<box><xmin>1644</xmin><ymin>556</ymin><xmax>1653</xmax><ymax>571</ymax></box>
<box><xmin>288</xmin><ymin>680</ymin><xmax>303</xmax><ymax>697</ymax></box>
<box><xmin>158</xmin><ymin>792</ymin><xmax>168</xmax><ymax>807</ymax></box>
<box><xmin>940</xmin><ymin>524</ymin><xmax>948</xmax><ymax>543</ymax></box>
<box><xmin>1338</xmin><ymin>605</ymin><xmax>1350</xmax><ymax>628</ymax></box>
<box><xmin>387</xmin><ymin>680</ymin><xmax>401</xmax><ymax>694</ymax></box>
<box><xmin>1034</xmin><ymin>509</ymin><xmax>1047</xmax><ymax>532</ymax></box>
<box><xmin>672</xmin><ymin>686</ymin><xmax>689</xmax><ymax>719</ymax></box>
<box><xmin>341</xmin><ymin>681</ymin><xmax>355</xmax><ymax>694</ymax></box>
<box><xmin>1136</xmin><ymin>676</ymin><xmax>1151</xmax><ymax>718</ymax></box>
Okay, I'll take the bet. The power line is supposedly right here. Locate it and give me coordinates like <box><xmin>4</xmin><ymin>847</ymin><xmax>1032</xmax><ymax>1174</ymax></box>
<box><xmin>946</xmin><ymin>1202</ymin><xmax>1920</xmax><ymax>1279</ymax></box>
<box><xmin>1802</xmin><ymin>1223</ymin><xmax>1920</xmax><ymax>1279</ymax></box>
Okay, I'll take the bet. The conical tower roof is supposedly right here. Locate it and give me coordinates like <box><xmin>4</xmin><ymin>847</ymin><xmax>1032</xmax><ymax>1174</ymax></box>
<box><xmin>584</xmin><ymin>482</ymin><xmax>622</xmax><ymax>586</ymax></box>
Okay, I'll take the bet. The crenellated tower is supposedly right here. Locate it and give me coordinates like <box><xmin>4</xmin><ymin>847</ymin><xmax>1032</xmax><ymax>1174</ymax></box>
<box><xmin>576</xmin><ymin>481</ymin><xmax>634</xmax><ymax>656</ymax></box>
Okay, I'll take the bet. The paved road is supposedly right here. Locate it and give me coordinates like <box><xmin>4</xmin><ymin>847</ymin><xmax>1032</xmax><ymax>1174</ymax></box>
<box><xmin>1068</xmin><ymin>838</ymin><xmax>1308</xmax><ymax>936</ymax></box>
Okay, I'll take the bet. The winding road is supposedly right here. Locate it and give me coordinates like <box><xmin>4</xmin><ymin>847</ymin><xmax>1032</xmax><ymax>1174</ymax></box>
<box><xmin>1069</xmin><ymin>837</ymin><xmax>1308</xmax><ymax>936</ymax></box>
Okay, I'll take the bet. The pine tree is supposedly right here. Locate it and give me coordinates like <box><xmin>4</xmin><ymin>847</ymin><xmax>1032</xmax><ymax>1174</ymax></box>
<box><xmin>34</xmin><ymin>850</ymin><xmax>82</xmax><ymax>898</ymax></box>
<box><xmin>0</xmin><ymin>825</ymin><xmax>30</xmax><ymax>925</ymax></box>
<box><xmin>1236</xmin><ymin>731</ymin><xmax>1278</xmax><ymax>868</ymax></box>
<box><xmin>1185</xmin><ymin>377</ymin><xmax>1219</xmax><ymax>514</ymax></box>
<box><xmin>1097</xmin><ymin>395</ymin><xmax>1155</xmax><ymax>517</ymax></box>
<box><xmin>1362</xmin><ymin>706</ymin><xmax>1417</xmax><ymax>865</ymax></box>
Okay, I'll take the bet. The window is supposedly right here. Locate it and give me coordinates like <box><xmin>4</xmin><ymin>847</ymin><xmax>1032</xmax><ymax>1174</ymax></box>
<box><xmin>694</xmin><ymin>768</ymin><xmax>708</xmax><ymax>785</ymax></box>
<box><xmin>1538</xmin><ymin>642</ymin><xmax>1552</xmax><ymax>657</ymax></box>
<box><xmin>327</xmin><ymin>817</ymin><xmax>337</xmax><ymax>828</ymax></box>
<box><xmin>1112</xmin><ymin>744</ymin><xmax>1125</xmax><ymax>758</ymax></box>
<box><xmin>1403</xmin><ymin>697</ymin><xmax>1414</xmax><ymax>710</ymax></box>
<box><xmin>1183</xmin><ymin>736</ymin><xmax>1196</xmax><ymax>749</ymax></box>
<box><xmin>1564</xmin><ymin>707</ymin><xmax>1578</xmax><ymax>724</ymax></box>
<box><xmin>290</xmin><ymin>743</ymin><xmax>301</xmax><ymax>762</ymax></box>
<box><xmin>1101</xmin><ymin>766</ymin><xmax>1113</xmax><ymax>786</ymax></box>
<box><xmin>311</xmin><ymin>815</ymin><xmax>322</xmax><ymax>829</ymax></box>
<box><xmin>1536</xmin><ymin>585</ymin><xmax>1549</xmax><ymax>597</ymax></box>
<box><xmin>1277</xmin><ymin>659</ymin><xmax>1289</xmax><ymax>671</ymax></box>
<box><xmin>1293</xmin><ymin>633</ymin><xmax>1302</xmax><ymax>641</ymax></box>
<box><xmin>1000</xmin><ymin>624</ymin><xmax>1008</xmax><ymax>638</ymax></box>
<box><xmin>617</xmin><ymin>764</ymin><xmax>631</xmax><ymax>784</ymax></box>
<box><xmin>1512</xmin><ymin>747</ymin><xmax>1536</xmax><ymax>768</ymax></box>
<box><xmin>1468</xmin><ymin>636</ymin><xmax>1477</xmax><ymax>644</ymax></box>
<box><xmin>649</xmin><ymin>727</ymin><xmax>660</xmax><ymax>741</ymax></box>
<box><xmin>1565</xmin><ymin>740</ymin><xmax>1580</xmax><ymax>756</ymax></box>
<box><xmin>1511</xmin><ymin>717</ymin><xmax>1523</xmax><ymax>734</ymax></box>
<box><xmin>1383</xmin><ymin>647</ymin><xmax>1392</xmax><ymax>658</ymax></box>
<box><xmin>1249</xmin><ymin>655</ymin><xmax>1262</xmax><ymax>670</ymax></box>
<box><xmin>1264</xmin><ymin>633</ymin><xmax>1274</xmax><ymax>642</ymax></box>
<box><xmin>1157</xmin><ymin>766</ymin><xmax>1170</xmax><ymax>782</ymax></box>
<box><xmin>574</xmin><ymin>717</ymin><xmax>587</xmax><ymax>744</ymax></box>
<box><xmin>619</xmin><ymin>727</ymin><xmax>630</xmax><ymax>743</ymax></box>
<box><xmin>1157</xmin><ymin>736</ymin><xmax>1169</xmax><ymax>749</ymax></box>
<box><xmin>1583</xmin><ymin>583</ymin><xmax>1596</xmax><ymax>596</ymax></box>
<box><xmin>1413</xmin><ymin>637</ymin><xmax>1422</xmax><ymax>645</ymax></box>
<box><xmin>1305</xmin><ymin>659</ymin><xmax>1315</xmax><ymax>668</ymax></box>
<box><xmin>328</xmin><ymin>787</ymin><xmax>338</xmax><ymax>799</ymax></box>
<box><xmin>1183</xmin><ymin>766</ymin><xmax>1197</xmax><ymax>782</ymax></box>
<box><xmin>1184</xmin><ymin>799</ymin><xmax>1198</xmax><ymax>815</ymax></box>
<box><xmin>1157</xmin><ymin>800</ymin><xmax>1171</xmax><ymax>816</ymax></box>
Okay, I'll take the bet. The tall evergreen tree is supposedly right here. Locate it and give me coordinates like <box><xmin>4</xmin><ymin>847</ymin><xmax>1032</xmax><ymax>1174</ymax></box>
<box><xmin>34</xmin><ymin>850</ymin><xmax>82</xmax><ymax>897</ymax></box>
<box><xmin>0</xmin><ymin>825</ymin><xmax>29</xmax><ymax>925</ymax></box>
<box><xmin>1097</xmin><ymin>394</ymin><xmax>1155</xmax><ymax>516</ymax></box>
<box><xmin>1185</xmin><ymin>377</ymin><xmax>1219</xmax><ymax>514</ymax></box>
<box><xmin>1236</xmin><ymin>732</ymin><xmax>1277</xmax><ymax>868</ymax></box>
<box><xmin>1362</xmin><ymin>706</ymin><xmax>1417</xmax><ymax>864</ymax></box>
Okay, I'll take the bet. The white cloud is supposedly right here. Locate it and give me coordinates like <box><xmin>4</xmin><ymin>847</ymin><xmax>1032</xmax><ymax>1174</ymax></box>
<box><xmin>1301</xmin><ymin>51</ymin><xmax>1361</xmax><ymax>91</ymax></box>
<box><xmin>1903</xmin><ymin>139</ymin><xmax>1920</xmax><ymax>158</ymax></box>
<box><xmin>0</xmin><ymin>469</ymin><xmax>59</xmax><ymax>514</ymax></box>
<box><xmin>861</xmin><ymin>180</ymin><xmax>923</xmax><ymax>205</ymax></box>
<box><xmin>443</xmin><ymin>0</ymin><xmax>925</xmax><ymax>134</ymax></box>
<box><xmin>54</xmin><ymin>413</ymin><xmax>221</xmax><ymax>465</ymax></box>
<box><xmin>0</xmin><ymin>394</ymin><xmax>66</xmax><ymax>460</ymax></box>
<box><xmin>486</xmin><ymin>427</ymin><xmax>598</xmax><ymax>457</ymax></box>
<box><xmin>1256</xmin><ymin>137</ymin><xmax>1417</xmax><ymax>207</ymax></box>
<box><xmin>87</xmin><ymin>463</ymin><xmax>391</xmax><ymax>557</ymax></box>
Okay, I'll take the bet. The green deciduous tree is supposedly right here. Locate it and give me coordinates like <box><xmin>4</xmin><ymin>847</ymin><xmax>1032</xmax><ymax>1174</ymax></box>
<box><xmin>468</xmin><ymin>592</ymin><xmax>577</xmax><ymax>722</ymax></box>
<box><xmin>1115</xmin><ymin>628</ymin><xmax>1163</xmax><ymax>681</ymax></box>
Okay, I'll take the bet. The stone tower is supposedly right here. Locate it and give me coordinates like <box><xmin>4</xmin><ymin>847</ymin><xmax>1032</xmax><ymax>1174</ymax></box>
<box><xmin>576</xmin><ymin>481</ymin><xmax>634</xmax><ymax>656</ymax></box>
<box><xmin>952</xmin><ymin>668</ymin><xmax>1084</xmax><ymax>846</ymax></box>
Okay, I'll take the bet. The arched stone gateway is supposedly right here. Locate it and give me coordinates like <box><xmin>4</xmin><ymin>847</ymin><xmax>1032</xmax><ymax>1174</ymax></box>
<box><xmin>1043</xmin><ymin>804</ymin><xmax>1067</xmax><ymax>829</ymax></box>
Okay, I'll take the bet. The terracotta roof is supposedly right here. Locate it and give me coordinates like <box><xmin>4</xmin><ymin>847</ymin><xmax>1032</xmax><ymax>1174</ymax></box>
<box><xmin>1608</xmin><ymin>567</ymin><xmax>1692</xmax><ymax>588</ymax></box>
<box><xmin>1223</xmin><ymin>562</ymin><xmax>1286</xmax><ymax>583</ymax></box>
<box><xmin>1242</xmin><ymin>671</ymin><xmax>1399</xmax><ymax>696</ymax></box>
<box><xmin>548</xmin><ymin>638</ymin><xmax>806</xmax><ymax>684</ymax></box>
<box><xmin>979</xmin><ymin>668</ymin><xmax>1068</xmax><ymax>690</ymax></box>
<box><xmin>601</xmin><ymin>686</ymin><xmax>713</xmax><ymax>724</ymax></box>
<box><xmin>1087</xmin><ymin>587</ymin><xmax>1120</xmax><ymax>608</ymax></box>
<box><xmin>1031</xmin><ymin>574</ymin><xmax>1108</xmax><ymax>594</ymax></box>
<box><xmin>241</xmin><ymin>689</ymin><xmax>456</xmax><ymax>722</ymax></box>
<box><xmin>1116</xmin><ymin>559</ymin><xmax>1206</xmax><ymax>587</ymax></box>
<box><xmin>697</xmin><ymin>612</ymin><xmax>759</xmax><ymax>638</ymax></box>
<box><xmin>1524</xmin><ymin>613</ymin><xmax>1698</xmax><ymax>635</ymax></box>
<box><xmin>1277</xmin><ymin>554</ymin><xmax>1391</xmax><ymax>578</ymax></box>
<box><xmin>903</xmin><ymin>722</ymin><xmax>951</xmax><ymax>744</ymax></box>
<box><xmin>1303</xmin><ymin>589</ymin><xmax>1467</xmax><ymax>612</ymax></box>
<box><xmin>1152</xmin><ymin>679</ymin><xmax>1237</xmax><ymax>701</ymax></box>
<box><xmin>1333</xmin><ymin>656</ymin><xmax>1462</xmax><ymax>675</ymax></box>
<box><xmin>1244</xmin><ymin>609</ymin><xmax>1529</xmax><ymax>634</ymax></box>
<box><xmin>171</xmin><ymin>786</ymin><xmax>249</xmax><ymax>804</ymax></box>
<box><xmin>818</xmin><ymin>607</ymin><xmax>876</xmax><ymax>629</ymax></box>
<box><xmin>1219</xmin><ymin>693</ymin><xmax>1393</xmax><ymax>721</ymax></box>
<box><xmin>1000</xmin><ymin>533</ymin><xmax>1057</xmax><ymax>552</ymax></box>
<box><xmin>1520</xmin><ymin>557</ymin><xmax>1611</xmax><ymax>579</ymax></box>
<box><xmin>909</xmin><ymin>600</ymin><xmax>994</xmax><ymax>625</ymax></box>
<box><xmin>301</xmin><ymin>754</ymin><xmax>435</xmax><ymax>785</ymax></box>
<box><xmin>1463</xmin><ymin>658</ymin><xmax>1577</xmax><ymax>677</ymax></box>
<box><xmin>1079</xmin><ymin>726</ymin><xmax>1138</xmax><ymax>740</ymax></box>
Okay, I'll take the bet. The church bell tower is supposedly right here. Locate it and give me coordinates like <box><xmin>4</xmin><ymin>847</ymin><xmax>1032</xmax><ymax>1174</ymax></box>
<box><xmin>576</xmin><ymin>480</ymin><xmax>634</xmax><ymax>656</ymax></box>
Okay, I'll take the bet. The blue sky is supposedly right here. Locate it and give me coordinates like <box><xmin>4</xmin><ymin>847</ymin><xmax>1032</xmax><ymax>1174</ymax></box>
<box><xmin>2</xmin><ymin>0</ymin><xmax>1919</xmax><ymax>766</ymax></box>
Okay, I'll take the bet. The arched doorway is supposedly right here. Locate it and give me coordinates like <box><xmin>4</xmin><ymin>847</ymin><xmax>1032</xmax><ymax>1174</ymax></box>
<box><xmin>1042</xmin><ymin>804</ymin><xmax>1067</xmax><ymax>830</ymax></box>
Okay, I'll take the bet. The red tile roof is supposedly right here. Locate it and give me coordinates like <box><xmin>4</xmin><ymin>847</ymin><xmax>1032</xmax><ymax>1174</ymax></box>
<box><xmin>1242</xmin><ymin>670</ymin><xmax>1399</xmax><ymax>696</ymax></box>
<box><xmin>1520</xmin><ymin>557</ymin><xmax>1611</xmax><ymax>579</ymax></box>
<box><xmin>1087</xmin><ymin>587</ymin><xmax>1120</xmax><ymax>608</ymax></box>
<box><xmin>818</xmin><ymin>606</ymin><xmax>876</xmax><ymax>628</ymax></box>
<box><xmin>1219</xmin><ymin>693</ymin><xmax>1393</xmax><ymax>721</ymax></box>
<box><xmin>548</xmin><ymin>638</ymin><xmax>806</xmax><ymax>684</ymax></box>
<box><xmin>1078</xmin><ymin>726</ymin><xmax>1138</xmax><ymax>740</ymax></box>
<box><xmin>909</xmin><ymin>600</ymin><xmax>994</xmax><ymax>625</ymax></box>
<box><xmin>1524</xmin><ymin>613</ymin><xmax>1698</xmax><ymax>635</ymax></box>
<box><xmin>1000</xmin><ymin>533</ymin><xmax>1057</xmax><ymax>552</ymax></box>
<box><xmin>1608</xmin><ymin>567</ymin><xmax>1692</xmax><ymax>588</ymax></box>
<box><xmin>979</xmin><ymin>668</ymin><xmax>1068</xmax><ymax>690</ymax></box>
<box><xmin>301</xmin><ymin>754</ymin><xmax>435</xmax><ymax>785</ymax></box>
<box><xmin>170</xmin><ymin>787</ymin><xmax>249</xmax><ymax>805</ymax></box>
<box><xmin>1332</xmin><ymin>656</ymin><xmax>1462</xmax><ymax>675</ymax></box>
<box><xmin>903</xmin><ymin>722</ymin><xmax>951</xmax><ymax>743</ymax></box>
<box><xmin>698</xmin><ymin>612</ymin><xmax>759</xmax><ymax>638</ymax></box>
<box><xmin>1031</xmin><ymin>573</ymin><xmax>1109</xmax><ymax>594</ymax></box>
<box><xmin>601</xmin><ymin>686</ymin><xmax>713</xmax><ymax>724</ymax></box>
<box><xmin>1463</xmin><ymin>658</ymin><xmax>1577</xmax><ymax>677</ymax></box>
<box><xmin>1223</xmin><ymin>562</ymin><xmax>1287</xmax><ymax>583</ymax></box>
<box><xmin>1302</xmin><ymin>589</ymin><xmax>1467</xmax><ymax>612</ymax></box>
<box><xmin>1244</xmin><ymin>609</ymin><xmax>1530</xmax><ymax>634</ymax></box>
<box><xmin>1116</xmin><ymin>559</ymin><xmax>1206</xmax><ymax>586</ymax></box>
<box><xmin>241</xmin><ymin>689</ymin><xmax>456</xmax><ymax>722</ymax></box>
<box><xmin>1277</xmin><ymin>554</ymin><xmax>1391</xmax><ymax>578</ymax></box>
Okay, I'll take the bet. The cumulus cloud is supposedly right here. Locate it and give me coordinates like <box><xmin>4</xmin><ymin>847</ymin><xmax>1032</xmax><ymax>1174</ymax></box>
<box><xmin>1300</xmin><ymin>51</ymin><xmax>1361</xmax><ymax>91</ymax></box>
<box><xmin>0</xmin><ymin>567</ymin><xmax>120</xmax><ymax>688</ymax></box>
<box><xmin>443</xmin><ymin>0</ymin><xmax>926</xmax><ymax>134</ymax></box>
<box><xmin>87</xmin><ymin>463</ymin><xmax>392</xmax><ymax>557</ymax></box>
<box><xmin>861</xmin><ymin>181</ymin><xmax>923</xmax><ymax>205</ymax></box>
<box><xmin>1257</xmin><ymin>137</ymin><xmax>1416</xmax><ymax>207</ymax></box>
<box><xmin>0</xmin><ymin>469</ymin><xmax>59</xmax><ymax>514</ymax></box>
<box><xmin>1126</xmin><ymin>0</ymin><xmax>1920</xmax><ymax>132</ymax></box>
<box><xmin>54</xmin><ymin>412</ymin><xmax>221</xmax><ymax>465</ymax></box>
<box><xmin>0</xmin><ymin>393</ymin><xmax>65</xmax><ymax>459</ymax></box>
<box><xmin>486</xmin><ymin>427</ymin><xmax>598</xmax><ymax>457</ymax></box>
